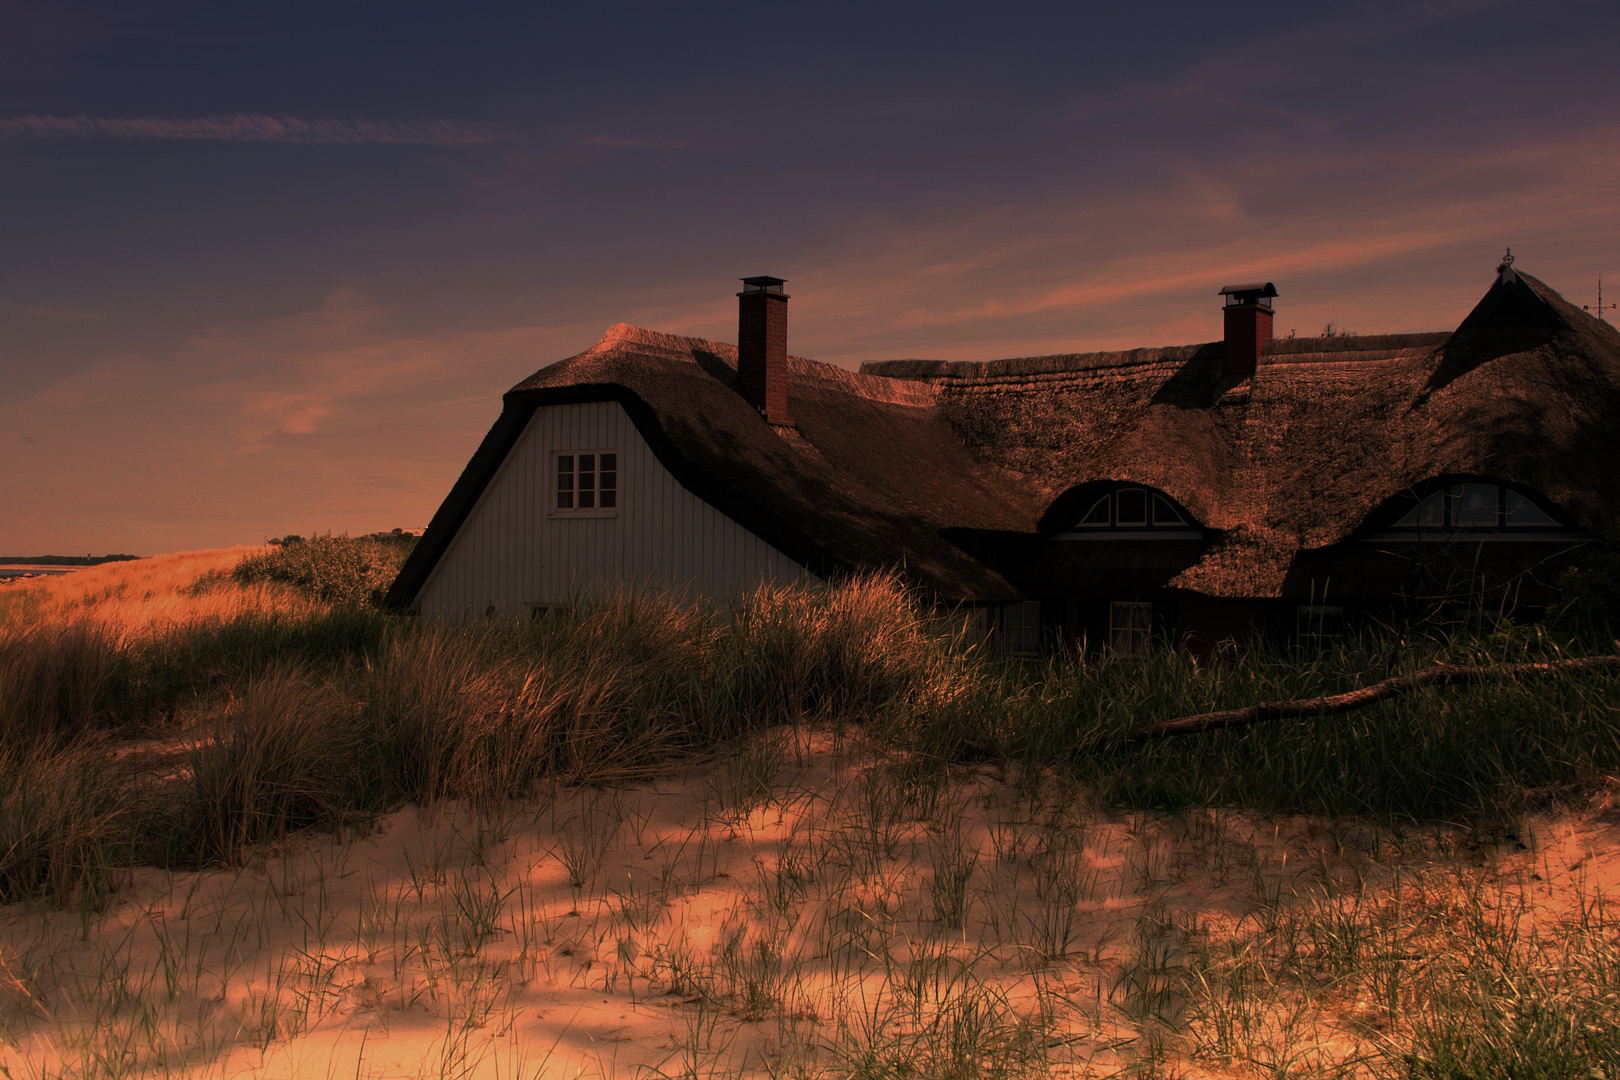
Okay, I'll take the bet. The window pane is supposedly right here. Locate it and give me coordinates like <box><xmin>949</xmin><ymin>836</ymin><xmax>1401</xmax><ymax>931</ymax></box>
<box><xmin>1110</xmin><ymin>601</ymin><xmax>1152</xmax><ymax>656</ymax></box>
<box><xmin>1395</xmin><ymin>492</ymin><xmax>1443</xmax><ymax>527</ymax></box>
<box><xmin>556</xmin><ymin>454</ymin><xmax>572</xmax><ymax>510</ymax></box>
<box><xmin>556</xmin><ymin>450</ymin><xmax>617</xmax><ymax>513</ymax></box>
<box><xmin>556</xmin><ymin>455</ymin><xmax>574</xmax><ymax>510</ymax></box>
<box><xmin>1296</xmin><ymin>605</ymin><xmax>1345</xmax><ymax>641</ymax></box>
<box><xmin>1151</xmin><ymin>495</ymin><xmax>1185</xmax><ymax>526</ymax></box>
<box><xmin>1455</xmin><ymin>483</ymin><xmax>1499</xmax><ymax>526</ymax></box>
<box><xmin>1116</xmin><ymin>489</ymin><xmax>1148</xmax><ymax>526</ymax></box>
<box><xmin>1505</xmin><ymin>490</ymin><xmax>1554</xmax><ymax>526</ymax></box>
<box><xmin>1079</xmin><ymin>496</ymin><xmax>1110</xmax><ymax>526</ymax></box>
<box><xmin>1002</xmin><ymin>601</ymin><xmax>1042</xmax><ymax>657</ymax></box>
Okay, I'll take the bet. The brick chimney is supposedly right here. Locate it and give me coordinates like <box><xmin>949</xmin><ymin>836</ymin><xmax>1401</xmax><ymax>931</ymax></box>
<box><xmin>736</xmin><ymin>275</ymin><xmax>793</xmax><ymax>426</ymax></box>
<box><xmin>1218</xmin><ymin>281</ymin><xmax>1278</xmax><ymax>384</ymax></box>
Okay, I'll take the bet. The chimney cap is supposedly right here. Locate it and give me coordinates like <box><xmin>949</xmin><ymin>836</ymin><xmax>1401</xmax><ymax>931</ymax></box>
<box><xmin>1218</xmin><ymin>282</ymin><xmax>1278</xmax><ymax>301</ymax></box>
<box><xmin>740</xmin><ymin>275</ymin><xmax>788</xmax><ymax>293</ymax></box>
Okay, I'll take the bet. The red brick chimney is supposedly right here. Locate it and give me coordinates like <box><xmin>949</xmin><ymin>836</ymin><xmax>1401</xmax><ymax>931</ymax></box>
<box><xmin>1218</xmin><ymin>281</ymin><xmax>1277</xmax><ymax>383</ymax></box>
<box><xmin>736</xmin><ymin>275</ymin><xmax>793</xmax><ymax>426</ymax></box>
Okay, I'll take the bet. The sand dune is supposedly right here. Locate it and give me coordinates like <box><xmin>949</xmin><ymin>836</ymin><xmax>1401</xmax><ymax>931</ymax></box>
<box><xmin>4</xmin><ymin>724</ymin><xmax>1616</xmax><ymax>1078</ymax></box>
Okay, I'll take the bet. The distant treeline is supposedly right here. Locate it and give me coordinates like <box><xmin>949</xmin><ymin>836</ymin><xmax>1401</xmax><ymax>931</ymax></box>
<box><xmin>268</xmin><ymin>530</ymin><xmax>417</xmax><ymax>547</ymax></box>
<box><xmin>0</xmin><ymin>554</ymin><xmax>142</xmax><ymax>567</ymax></box>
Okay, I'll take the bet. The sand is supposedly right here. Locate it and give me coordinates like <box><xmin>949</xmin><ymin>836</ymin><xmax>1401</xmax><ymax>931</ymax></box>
<box><xmin>2</xmin><ymin>726</ymin><xmax>1616</xmax><ymax>1079</ymax></box>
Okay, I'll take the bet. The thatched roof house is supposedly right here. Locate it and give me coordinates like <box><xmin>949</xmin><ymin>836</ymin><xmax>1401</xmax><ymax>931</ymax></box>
<box><xmin>390</xmin><ymin>261</ymin><xmax>1619</xmax><ymax>650</ymax></box>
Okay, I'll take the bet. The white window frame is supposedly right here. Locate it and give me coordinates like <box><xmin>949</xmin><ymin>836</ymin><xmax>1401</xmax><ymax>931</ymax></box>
<box><xmin>1114</xmin><ymin>489</ymin><xmax>1149</xmax><ymax>527</ymax></box>
<box><xmin>551</xmin><ymin>449</ymin><xmax>619</xmax><ymax>518</ymax></box>
<box><xmin>1109</xmin><ymin>601</ymin><xmax>1153</xmax><ymax>657</ymax></box>
<box><xmin>998</xmin><ymin>601</ymin><xmax>1044</xmax><ymax>657</ymax></box>
<box><xmin>1392</xmin><ymin>483</ymin><xmax>1560</xmax><ymax>532</ymax></box>
<box><xmin>1073</xmin><ymin>488</ymin><xmax>1195</xmax><ymax>532</ymax></box>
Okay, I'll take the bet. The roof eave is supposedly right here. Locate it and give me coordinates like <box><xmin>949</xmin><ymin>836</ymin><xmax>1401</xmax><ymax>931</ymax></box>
<box><xmin>389</xmin><ymin>380</ymin><xmax>1024</xmax><ymax>609</ymax></box>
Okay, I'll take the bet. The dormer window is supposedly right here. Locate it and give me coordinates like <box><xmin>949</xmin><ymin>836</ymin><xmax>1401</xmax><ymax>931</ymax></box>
<box><xmin>1044</xmin><ymin>481</ymin><xmax>1204</xmax><ymax>541</ymax></box>
<box><xmin>1077</xmin><ymin>489</ymin><xmax>1188</xmax><ymax>529</ymax></box>
<box><xmin>1392</xmin><ymin>481</ymin><xmax>1558</xmax><ymax>531</ymax></box>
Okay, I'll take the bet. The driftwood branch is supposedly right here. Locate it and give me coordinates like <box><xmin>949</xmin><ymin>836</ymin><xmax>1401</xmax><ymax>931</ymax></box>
<box><xmin>1114</xmin><ymin>655</ymin><xmax>1620</xmax><ymax>747</ymax></box>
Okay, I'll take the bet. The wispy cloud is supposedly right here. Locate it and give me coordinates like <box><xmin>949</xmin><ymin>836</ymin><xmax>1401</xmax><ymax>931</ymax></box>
<box><xmin>0</xmin><ymin>113</ymin><xmax>502</xmax><ymax>144</ymax></box>
<box><xmin>19</xmin><ymin>305</ymin><xmax>105</xmax><ymax>321</ymax></box>
<box><xmin>580</xmin><ymin>133</ymin><xmax>691</xmax><ymax>150</ymax></box>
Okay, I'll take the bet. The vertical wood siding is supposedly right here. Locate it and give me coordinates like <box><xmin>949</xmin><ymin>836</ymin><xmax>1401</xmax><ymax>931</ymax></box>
<box><xmin>416</xmin><ymin>401</ymin><xmax>816</xmax><ymax>615</ymax></box>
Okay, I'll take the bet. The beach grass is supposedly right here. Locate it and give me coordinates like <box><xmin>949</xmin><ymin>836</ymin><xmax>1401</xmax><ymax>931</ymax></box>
<box><xmin>1</xmin><ymin>548</ymin><xmax>1619</xmax><ymax>1077</ymax></box>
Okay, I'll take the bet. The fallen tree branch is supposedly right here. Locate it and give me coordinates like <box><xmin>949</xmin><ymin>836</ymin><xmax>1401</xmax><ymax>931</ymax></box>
<box><xmin>1112</xmin><ymin>654</ymin><xmax>1620</xmax><ymax>747</ymax></box>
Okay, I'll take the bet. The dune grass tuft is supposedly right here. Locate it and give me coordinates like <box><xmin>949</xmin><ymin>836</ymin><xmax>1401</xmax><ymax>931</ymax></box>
<box><xmin>0</xmin><ymin>738</ymin><xmax>133</xmax><ymax>906</ymax></box>
<box><xmin>173</xmin><ymin>660</ymin><xmax>377</xmax><ymax>866</ymax></box>
<box><xmin>3</xmin><ymin>550</ymin><xmax>1620</xmax><ymax>1077</ymax></box>
<box><xmin>2</xmin><ymin>549</ymin><xmax>1619</xmax><ymax>891</ymax></box>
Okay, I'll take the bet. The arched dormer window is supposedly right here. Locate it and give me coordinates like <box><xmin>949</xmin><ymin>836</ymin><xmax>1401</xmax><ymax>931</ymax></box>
<box><xmin>1367</xmin><ymin>477</ymin><xmax>1580</xmax><ymax>538</ymax></box>
<box><xmin>1044</xmin><ymin>482</ymin><xmax>1203</xmax><ymax>538</ymax></box>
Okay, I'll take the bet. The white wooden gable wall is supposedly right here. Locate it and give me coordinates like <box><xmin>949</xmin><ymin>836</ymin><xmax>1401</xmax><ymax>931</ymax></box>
<box><xmin>416</xmin><ymin>400</ymin><xmax>815</xmax><ymax>615</ymax></box>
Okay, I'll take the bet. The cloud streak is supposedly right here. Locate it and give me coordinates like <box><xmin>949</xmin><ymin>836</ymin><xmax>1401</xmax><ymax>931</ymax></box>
<box><xmin>0</xmin><ymin>113</ymin><xmax>501</xmax><ymax>144</ymax></box>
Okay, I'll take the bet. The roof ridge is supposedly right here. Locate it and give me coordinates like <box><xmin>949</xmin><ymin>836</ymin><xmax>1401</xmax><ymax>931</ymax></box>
<box><xmin>590</xmin><ymin>323</ymin><xmax>730</xmax><ymax>357</ymax></box>
<box><xmin>587</xmin><ymin>323</ymin><xmax>935</xmax><ymax>407</ymax></box>
<box><xmin>865</xmin><ymin>342</ymin><xmax>1218</xmax><ymax>383</ymax></box>
<box><xmin>787</xmin><ymin>354</ymin><xmax>937</xmax><ymax>407</ymax></box>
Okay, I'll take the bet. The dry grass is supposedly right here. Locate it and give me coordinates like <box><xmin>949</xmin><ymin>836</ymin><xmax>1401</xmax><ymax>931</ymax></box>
<box><xmin>0</xmin><ymin>547</ymin><xmax>323</xmax><ymax>633</ymax></box>
<box><xmin>2</xmin><ymin>550</ymin><xmax>1620</xmax><ymax>1077</ymax></box>
<box><xmin>1</xmin><ymin>730</ymin><xmax>1616</xmax><ymax>1079</ymax></box>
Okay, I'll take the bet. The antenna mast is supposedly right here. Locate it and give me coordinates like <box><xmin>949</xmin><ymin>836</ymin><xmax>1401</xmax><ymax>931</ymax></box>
<box><xmin>1586</xmin><ymin>279</ymin><xmax>1618</xmax><ymax>322</ymax></box>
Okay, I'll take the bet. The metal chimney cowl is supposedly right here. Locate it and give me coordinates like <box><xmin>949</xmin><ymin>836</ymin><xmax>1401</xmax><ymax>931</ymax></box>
<box><xmin>1218</xmin><ymin>281</ymin><xmax>1278</xmax><ymax>384</ymax></box>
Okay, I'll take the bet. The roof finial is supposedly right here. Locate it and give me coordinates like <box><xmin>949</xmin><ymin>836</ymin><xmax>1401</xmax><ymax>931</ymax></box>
<box><xmin>1496</xmin><ymin>247</ymin><xmax>1518</xmax><ymax>284</ymax></box>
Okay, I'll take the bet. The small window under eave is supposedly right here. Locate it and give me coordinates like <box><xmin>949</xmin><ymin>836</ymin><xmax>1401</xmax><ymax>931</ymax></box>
<box><xmin>1384</xmin><ymin>480</ymin><xmax>1576</xmax><ymax>536</ymax></box>
<box><xmin>1061</xmin><ymin>486</ymin><xmax>1202</xmax><ymax>535</ymax></box>
<box><xmin>1080</xmin><ymin>497</ymin><xmax>1111</xmax><ymax>526</ymax></box>
<box><xmin>1115</xmin><ymin>489</ymin><xmax>1148</xmax><ymax>527</ymax></box>
<box><xmin>1152</xmin><ymin>495</ymin><xmax>1185</xmax><ymax>525</ymax></box>
<box><xmin>1395</xmin><ymin>492</ymin><xmax>1445</xmax><ymax>528</ymax></box>
<box><xmin>1506</xmin><ymin>490</ymin><xmax>1555</xmax><ymax>526</ymax></box>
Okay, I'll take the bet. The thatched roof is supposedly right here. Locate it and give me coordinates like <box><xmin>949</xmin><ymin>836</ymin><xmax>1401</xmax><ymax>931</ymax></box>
<box><xmin>390</xmin><ymin>324</ymin><xmax>1040</xmax><ymax>607</ymax></box>
<box><xmin>863</xmin><ymin>270</ymin><xmax>1620</xmax><ymax>597</ymax></box>
<box><xmin>394</xmin><ymin>268</ymin><xmax>1620</xmax><ymax>609</ymax></box>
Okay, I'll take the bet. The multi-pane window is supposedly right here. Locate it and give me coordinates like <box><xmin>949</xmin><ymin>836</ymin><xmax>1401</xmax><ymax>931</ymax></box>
<box><xmin>1078</xmin><ymin>489</ymin><xmax>1188</xmax><ymax>529</ymax></box>
<box><xmin>555</xmin><ymin>451</ymin><xmax>617</xmax><ymax>513</ymax></box>
<box><xmin>1393</xmin><ymin>483</ymin><xmax>1556</xmax><ymax>530</ymax></box>
<box><xmin>999</xmin><ymin>601</ymin><xmax>1044</xmax><ymax>657</ymax></box>
<box><xmin>1109</xmin><ymin>601</ymin><xmax>1153</xmax><ymax>656</ymax></box>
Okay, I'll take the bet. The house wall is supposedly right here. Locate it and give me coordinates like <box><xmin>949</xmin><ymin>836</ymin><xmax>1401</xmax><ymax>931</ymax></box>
<box><xmin>416</xmin><ymin>400</ymin><xmax>815</xmax><ymax>615</ymax></box>
<box><xmin>1174</xmin><ymin>593</ymin><xmax>1269</xmax><ymax>653</ymax></box>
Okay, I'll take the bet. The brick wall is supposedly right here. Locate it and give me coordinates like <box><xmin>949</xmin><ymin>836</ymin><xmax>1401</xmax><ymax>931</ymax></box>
<box><xmin>1223</xmin><ymin>303</ymin><xmax>1274</xmax><ymax>383</ymax></box>
<box><xmin>737</xmin><ymin>289</ymin><xmax>793</xmax><ymax>425</ymax></box>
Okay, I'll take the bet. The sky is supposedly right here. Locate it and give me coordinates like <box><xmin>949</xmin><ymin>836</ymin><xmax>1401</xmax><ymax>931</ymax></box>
<box><xmin>4</xmin><ymin>0</ymin><xmax>1618</xmax><ymax>554</ymax></box>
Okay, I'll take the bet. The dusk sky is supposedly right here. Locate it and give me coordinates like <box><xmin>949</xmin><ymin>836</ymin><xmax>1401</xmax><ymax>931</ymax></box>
<box><xmin>5</xmin><ymin>1</ymin><xmax>1618</xmax><ymax>554</ymax></box>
